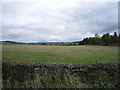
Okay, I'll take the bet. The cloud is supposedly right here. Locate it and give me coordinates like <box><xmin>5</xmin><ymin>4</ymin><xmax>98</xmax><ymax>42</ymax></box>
<box><xmin>2</xmin><ymin>1</ymin><xmax>118</xmax><ymax>42</ymax></box>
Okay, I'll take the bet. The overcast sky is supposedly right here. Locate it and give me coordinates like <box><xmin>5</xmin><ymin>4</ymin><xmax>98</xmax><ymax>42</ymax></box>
<box><xmin>2</xmin><ymin>0</ymin><xmax>118</xmax><ymax>42</ymax></box>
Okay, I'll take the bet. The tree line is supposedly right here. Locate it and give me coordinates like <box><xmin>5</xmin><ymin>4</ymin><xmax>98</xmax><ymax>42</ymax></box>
<box><xmin>2</xmin><ymin>32</ymin><xmax>120</xmax><ymax>46</ymax></box>
<box><xmin>79</xmin><ymin>32</ymin><xmax>120</xmax><ymax>46</ymax></box>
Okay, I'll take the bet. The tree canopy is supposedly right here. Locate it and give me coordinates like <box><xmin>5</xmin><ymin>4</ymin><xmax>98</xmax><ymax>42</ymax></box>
<box><xmin>79</xmin><ymin>32</ymin><xmax>119</xmax><ymax>46</ymax></box>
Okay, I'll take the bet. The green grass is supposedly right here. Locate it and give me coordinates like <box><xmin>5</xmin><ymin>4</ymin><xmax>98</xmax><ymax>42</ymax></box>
<box><xmin>2</xmin><ymin>44</ymin><xmax>118</xmax><ymax>64</ymax></box>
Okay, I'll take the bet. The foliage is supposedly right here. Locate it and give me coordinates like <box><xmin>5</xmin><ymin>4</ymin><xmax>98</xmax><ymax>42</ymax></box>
<box><xmin>79</xmin><ymin>32</ymin><xmax>119</xmax><ymax>46</ymax></box>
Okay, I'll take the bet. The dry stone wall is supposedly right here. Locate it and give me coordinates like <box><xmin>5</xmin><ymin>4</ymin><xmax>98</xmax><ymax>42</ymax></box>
<box><xmin>3</xmin><ymin>61</ymin><xmax>120</xmax><ymax>77</ymax></box>
<box><xmin>2</xmin><ymin>61</ymin><xmax>120</xmax><ymax>88</ymax></box>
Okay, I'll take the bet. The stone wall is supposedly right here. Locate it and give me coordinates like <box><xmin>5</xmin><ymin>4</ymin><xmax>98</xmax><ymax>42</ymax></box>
<box><xmin>2</xmin><ymin>61</ymin><xmax>120</xmax><ymax>88</ymax></box>
<box><xmin>12</xmin><ymin>62</ymin><xmax>120</xmax><ymax>73</ymax></box>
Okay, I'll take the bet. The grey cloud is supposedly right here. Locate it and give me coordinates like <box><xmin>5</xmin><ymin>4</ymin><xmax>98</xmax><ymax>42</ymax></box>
<box><xmin>60</xmin><ymin>2</ymin><xmax>118</xmax><ymax>34</ymax></box>
<box><xmin>2</xmin><ymin>2</ymin><xmax>118</xmax><ymax>42</ymax></box>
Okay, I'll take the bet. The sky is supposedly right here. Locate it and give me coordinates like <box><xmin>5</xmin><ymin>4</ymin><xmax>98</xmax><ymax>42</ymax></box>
<box><xmin>1</xmin><ymin>0</ymin><xmax>118</xmax><ymax>42</ymax></box>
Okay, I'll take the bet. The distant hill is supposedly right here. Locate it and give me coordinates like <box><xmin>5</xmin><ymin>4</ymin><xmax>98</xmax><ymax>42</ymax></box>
<box><xmin>1</xmin><ymin>40</ymin><xmax>80</xmax><ymax>46</ymax></box>
<box><xmin>1</xmin><ymin>41</ymin><xmax>24</xmax><ymax>44</ymax></box>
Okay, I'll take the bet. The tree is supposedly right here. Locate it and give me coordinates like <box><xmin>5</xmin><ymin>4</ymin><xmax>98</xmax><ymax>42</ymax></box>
<box><xmin>110</xmin><ymin>35</ymin><xmax>114</xmax><ymax>44</ymax></box>
<box><xmin>79</xmin><ymin>32</ymin><xmax>119</xmax><ymax>46</ymax></box>
<box><xmin>82</xmin><ymin>38</ymin><xmax>89</xmax><ymax>45</ymax></box>
<box><xmin>118</xmin><ymin>34</ymin><xmax>120</xmax><ymax>45</ymax></box>
<box><xmin>101</xmin><ymin>33</ymin><xmax>110</xmax><ymax>45</ymax></box>
<box><xmin>113</xmin><ymin>32</ymin><xmax>118</xmax><ymax>44</ymax></box>
<box><xmin>93</xmin><ymin>37</ymin><xmax>102</xmax><ymax>45</ymax></box>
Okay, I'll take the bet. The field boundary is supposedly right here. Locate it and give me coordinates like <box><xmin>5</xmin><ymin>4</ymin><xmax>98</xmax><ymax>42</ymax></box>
<box><xmin>2</xmin><ymin>61</ymin><xmax>120</xmax><ymax>88</ymax></box>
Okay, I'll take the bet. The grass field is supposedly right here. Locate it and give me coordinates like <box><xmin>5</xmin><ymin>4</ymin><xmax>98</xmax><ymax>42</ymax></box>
<box><xmin>2</xmin><ymin>44</ymin><xmax>118</xmax><ymax>64</ymax></box>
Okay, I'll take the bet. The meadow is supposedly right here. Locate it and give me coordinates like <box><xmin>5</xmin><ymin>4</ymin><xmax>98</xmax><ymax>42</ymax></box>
<box><xmin>2</xmin><ymin>44</ymin><xmax>118</xmax><ymax>64</ymax></box>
